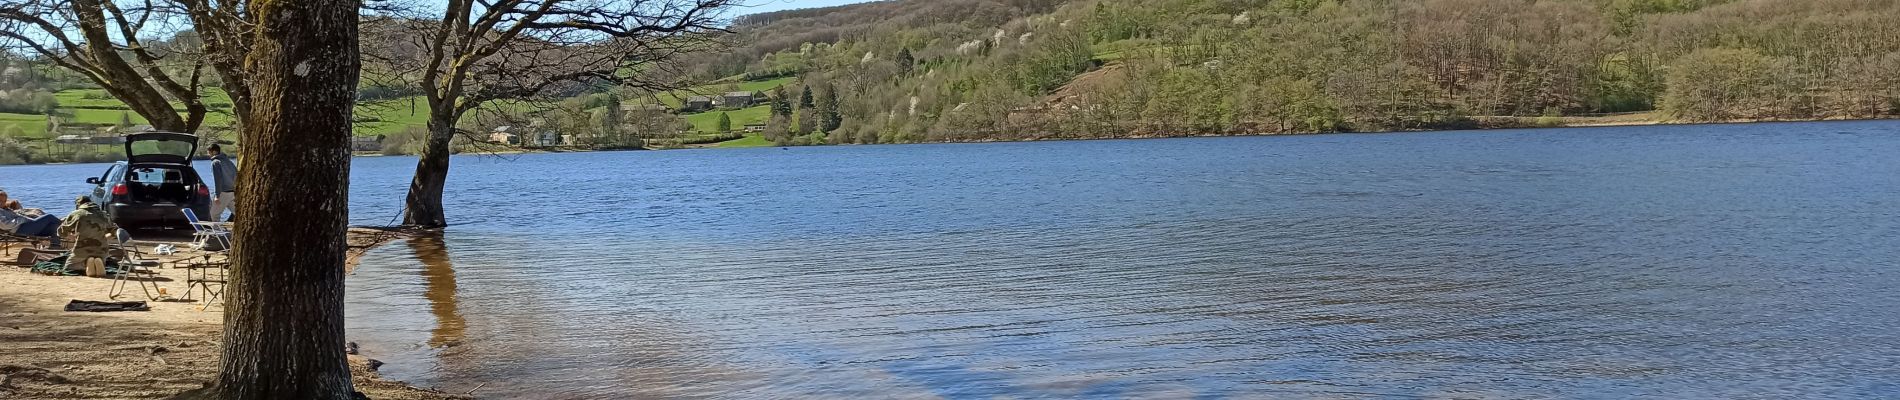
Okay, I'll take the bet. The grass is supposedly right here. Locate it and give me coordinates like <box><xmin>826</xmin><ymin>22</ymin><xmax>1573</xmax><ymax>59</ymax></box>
<box><xmin>4</xmin><ymin>90</ymin><xmax>415</xmax><ymax>138</ymax></box>
<box><xmin>3</xmin><ymin>76</ymin><xmax>793</xmax><ymax>141</ymax></box>
<box><xmin>0</xmin><ymin>113</ymin><xmax>50</xmax><ymax>137</ymax></box>
<box><xmin>54</xmin><ymin>88</ymin><xmax>236</xmax><ymax>109</ymax></box>
<box><xmin>684</xmin><ymin>105</ymin><xmax>772</xmax><ymax>134</ymax></box>
<box><xmin>68</xmin><ymin>108</ymin><xmax>148</xmax><ymax>125</ymax></box>
<box><xmin>645</xmin><ymin>77</ymin><xmax>795</xmax><ymax>107</ymax></box>
<box><xmin>354</xmin><ymin>97</ymin><xmax>435</xmax><ymax>137</ymax></box>
<box><xmin>715</xmin><ymin>134</ymin><xmax>775</xmax><ymax>148</ymax></box>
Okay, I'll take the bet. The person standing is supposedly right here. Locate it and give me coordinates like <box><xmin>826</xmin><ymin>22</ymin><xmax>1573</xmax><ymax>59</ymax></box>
<box><xmin>206</xmin><ymin>144</ymin><xmax>238</xmax><ymax>222</ymax></box>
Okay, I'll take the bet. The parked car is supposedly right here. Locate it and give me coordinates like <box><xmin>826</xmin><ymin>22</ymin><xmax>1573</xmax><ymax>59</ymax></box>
<box><xmin>84</xmin><ymin>132</ymin><xmax>212</xmax><ymax>229</ymax></box>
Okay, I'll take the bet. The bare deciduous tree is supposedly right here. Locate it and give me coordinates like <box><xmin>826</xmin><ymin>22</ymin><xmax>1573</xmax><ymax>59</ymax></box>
<box><xmin>365</xmin><ymin>0</ymin><xmax>734</xmax><ymax>227</ymax></box>
<box><xmin>0</xmin><ymin>0</ymin><xmax>212</xmax><ymax>132</ymax></box>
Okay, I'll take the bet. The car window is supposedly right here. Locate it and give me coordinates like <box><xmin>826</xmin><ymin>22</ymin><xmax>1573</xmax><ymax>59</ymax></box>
<box><xmin>103</xmin><ymin>164</ymin><xmax>124</xmax><ymax>183</ymax></box>
<box><xmin>129</xmin><ymin>168</ymin><xmax>185</xmax><ymax>184</ymax></box>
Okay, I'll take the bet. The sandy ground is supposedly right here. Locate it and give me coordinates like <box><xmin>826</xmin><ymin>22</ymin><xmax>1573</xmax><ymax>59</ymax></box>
<box><xmin>0</xmin><ymin>228</ymin><xmax>467</xmax><ymax>399</ymax></box>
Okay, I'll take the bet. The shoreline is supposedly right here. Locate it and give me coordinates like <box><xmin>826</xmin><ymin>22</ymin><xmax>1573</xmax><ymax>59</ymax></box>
<box><xmin>691</xmin><ymin>115</ymin><xmax>1898</xmax><ymax>148</ymax></box>
<box><xmin>423</xmin><ymin>115</ymin><xmax>1900</xmax><ymax>152</ymax></box>
<box><xmin>0</xmin><ymin>228</ymin><xmax>466</xmax><ymax>399</ymax></box>
<box><xmin>3</xmin><ymin>117</ymin><xmax>1893</xmax><ymax>166</ymax></box>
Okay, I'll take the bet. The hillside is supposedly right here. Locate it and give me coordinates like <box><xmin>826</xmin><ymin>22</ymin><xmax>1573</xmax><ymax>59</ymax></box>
<box><xmin>686</xmin><ymin>0</ymin><xmax>1900</xmax><ymax>146</ymax></box>
<box><xmin>6</xmin><ymin>0</ymin><xmax>1898</xmax><ymax>160</ymax></box>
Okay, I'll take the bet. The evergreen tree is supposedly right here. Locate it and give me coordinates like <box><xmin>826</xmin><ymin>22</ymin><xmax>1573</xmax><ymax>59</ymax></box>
<box><xmin>770</xmin><ymin>86</ymin><xmax>793</xmax><ymax>117</ymax></box>
<box><xmin>716</xmin><ymin>112</ymin><xmax>732</xmax><ymax>132</ymax></box>
<box><xmin>596</xmin><ymin>94</ymin><xmax>624</xmax><ymax>141</ymax></box>
<box><xmin>896</xmin><ymin>47</ymin><xmax>914</xmax><ymax>76</ymax></box>
<box><xmin>798</xmin><ymin>86</ymin><xmax>815</xmax><ymax>110</ymax></box>
<box><xmin>817</xmin><ymin>83</ymin><xmax>842</xmax><ymax>132</ymax></box>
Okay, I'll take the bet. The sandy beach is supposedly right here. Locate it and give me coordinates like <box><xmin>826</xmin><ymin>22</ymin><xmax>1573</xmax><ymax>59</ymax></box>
<box><xmin>0</xmin><ymin>228</ymin><xmax>465</xmax><ymax>399</ymax></box>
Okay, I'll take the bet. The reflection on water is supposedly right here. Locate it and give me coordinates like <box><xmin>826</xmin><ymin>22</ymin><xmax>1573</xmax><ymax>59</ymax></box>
<box><xmin>410</xmin><ymin>234</ymin><xmax>466</xmax><ymax>349</ymax></box>
<box><xmin>332</xmin><ymin>121</ymin><xmax>1900</xmax><ymax>398</ymax></box>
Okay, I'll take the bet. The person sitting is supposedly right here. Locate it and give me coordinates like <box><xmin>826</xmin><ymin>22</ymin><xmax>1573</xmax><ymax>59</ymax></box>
<box><xmin>58</xmin><ymin>196</ymin><xmax>116</xmax><ymax>274</ymax></box>
<box><xmin>0</xmin><ymin>190</ymin><xmax>62</xmax><ymax>248</ymax></box>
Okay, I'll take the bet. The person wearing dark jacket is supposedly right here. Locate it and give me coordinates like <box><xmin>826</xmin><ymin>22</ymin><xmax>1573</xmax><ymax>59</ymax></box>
<box><xmin>206</xmin><ymin>144</ymin><xmax>238</xmax><ymax>222</ymax></box>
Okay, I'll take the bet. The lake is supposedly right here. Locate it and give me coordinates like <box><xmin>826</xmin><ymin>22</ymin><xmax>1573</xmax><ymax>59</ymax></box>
<box><xmin>5</xmin><ymin>121</ymin><xmax>1899</xmax><ymax>398</ymax></box>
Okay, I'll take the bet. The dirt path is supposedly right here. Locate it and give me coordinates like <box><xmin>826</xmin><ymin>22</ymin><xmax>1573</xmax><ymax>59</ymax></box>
<box><xmin>0</xmin><ymin>228</ymin><xmax>466</xmax><ymax>399</ymax></box>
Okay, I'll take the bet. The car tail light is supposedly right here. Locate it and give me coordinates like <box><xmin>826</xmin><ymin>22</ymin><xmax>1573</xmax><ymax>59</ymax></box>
<box><xmin>196</xmin><ymin>184</ymin><xmax>209</xmax><ymax>198</ymax></box>
<box><xmin>111</xmin><ymin>184</ymin><xmax>128</xmax><ymax>196</ymax></box>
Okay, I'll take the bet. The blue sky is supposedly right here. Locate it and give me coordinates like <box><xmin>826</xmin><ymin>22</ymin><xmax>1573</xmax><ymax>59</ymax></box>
<box><xmin>738</xmin><ymin>0</ymin><xmax>880</xmax><ymax>15</ymax></box>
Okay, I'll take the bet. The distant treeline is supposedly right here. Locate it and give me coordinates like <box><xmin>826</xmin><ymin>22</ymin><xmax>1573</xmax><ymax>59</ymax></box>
<box><xmin>688</xmin><ymin>0</ymin><xmax>1900</xmax><ymax>145</ymax></box>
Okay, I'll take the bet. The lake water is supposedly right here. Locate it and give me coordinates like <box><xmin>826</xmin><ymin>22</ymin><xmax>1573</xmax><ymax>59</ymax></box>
<box><xmin>4</xmin><ymin>121</ymin><xmax>1899</xmax><ymax>398</ymax></box>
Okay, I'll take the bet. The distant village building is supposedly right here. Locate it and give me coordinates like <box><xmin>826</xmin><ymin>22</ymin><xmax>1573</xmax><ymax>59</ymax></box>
<box><xmin>86</xmin><ymin>125</ymin><xmax>153</xmax><ymax>144</ymax></box>
<box><xmin>721</xmin><ymin>92</ymin><xmax>757</xmax><ymax>108</ymax></box>
<box><xmin>489</xmin><ymin>126</ymin><xmax>519</xmax><ymax>145</ymax></box>
<box><xmin>683</xmin><ymin>96</ymin><xmax>715</xmax><ymax>112</ymax></box>
<box><xmin>742</xmin><ymin>123</ymin><xmax>767</xmax><ymax>133</ymax></box>
<box><xmin>526</xmin><ymin>131</ymin><xmax>561</xmax><ymax>147</ymax></box>
<box><xmin>351</xmin><ymin>136</ymin><xmax>384</xmax><ymax>152</ymax></box>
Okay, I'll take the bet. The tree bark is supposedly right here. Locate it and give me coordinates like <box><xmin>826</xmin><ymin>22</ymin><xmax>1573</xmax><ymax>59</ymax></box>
<box><xmin>401</xmin><ymin>115</ymin><xmax>457</xmax><ymax>227</ymax></box>
<box><xmin>174</xmin><ymin>0</ymin><xmax>361</xmax><ymax>398</ymax></box>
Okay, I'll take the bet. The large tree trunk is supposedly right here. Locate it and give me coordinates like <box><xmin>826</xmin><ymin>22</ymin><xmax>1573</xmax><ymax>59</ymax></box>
<box><xmin>401</xmin><ymin>116</ymin><xmax>456</xmax><ymax>227</ymax></box>
<box><xmin>176</xmin><ymin>0</ymin><xmax>362</xmax><ymax>398</ymax></box>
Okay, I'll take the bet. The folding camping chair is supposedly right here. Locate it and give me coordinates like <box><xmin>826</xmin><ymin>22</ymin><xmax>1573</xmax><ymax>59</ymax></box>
<box><xmin>0</xmin><ymin>231</ymin><xmax>49</xmax><ymax>257</ymax></box>
<box><xmin>181</xmin><ymin>208</ymin><xmax>231</xmax><ymax>253</ymax></box>
<box><xmin>108</xmin><ymin>232</ymin><xmax>170</xmax><ymax>301</ymax></box>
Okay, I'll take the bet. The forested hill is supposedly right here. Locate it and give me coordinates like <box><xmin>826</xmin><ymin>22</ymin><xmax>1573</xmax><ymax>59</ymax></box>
<box><xmin>684</xmin><ymin>0</ymin><xmax>1900</xmax><ymax>146</ymax></box>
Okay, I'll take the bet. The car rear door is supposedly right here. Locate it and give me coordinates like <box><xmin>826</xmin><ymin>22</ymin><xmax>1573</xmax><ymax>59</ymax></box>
<box><xmin>122</xmin><ymin>132</ymin><xmax>198</xmax><ymax>164</ymax></box>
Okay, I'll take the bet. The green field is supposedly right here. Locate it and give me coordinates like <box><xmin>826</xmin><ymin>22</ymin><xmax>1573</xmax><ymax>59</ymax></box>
<box><xmin>4</xmin><ymin>91</ymin><xmax>422</xmax><ymax>138</ymax></box>
<box><xmin>715</xmin><ymin>134</ymin><xmax>775</xmax><ymax>148</ymax></box>
<box><xmin>0</xmin><ymin>113</ymin><xmax>50</xmax><ymax>137</ymax></box>
<box><xmin>646</xmin><ymin>77</ymin><xmax>794</xmax><ymax>107</ymax></box>
<box><xmin>684</xmin><ymin>105</ymin><xmax>771</xmax><ymax>134</ymax></box>
<box><xmin>353</xmin><ymin>98</ymin><xmax>435</xmax><ymax>136</ymax></box>
<box><xmin>3</xmin><ymin>76</ymin><xmax>792</xmax><ymax>146</ymax></box>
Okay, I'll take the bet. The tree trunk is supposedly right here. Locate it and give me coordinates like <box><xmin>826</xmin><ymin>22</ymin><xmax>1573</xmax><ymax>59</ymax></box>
<box><xmin>402</xmin><ymin>117</ymin><xmax>456</xmax><ymax>227</ymax></box>
<box><xmin>174</xmin><ymin>0</ymin><xmax>361</xmax><ymax>398</ymax></box>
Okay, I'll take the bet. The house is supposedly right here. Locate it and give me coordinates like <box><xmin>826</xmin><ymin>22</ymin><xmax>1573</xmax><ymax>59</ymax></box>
<box><xmin>351</xmin><ymin>136</ymin><xmax>384</xmax><ymax>152</ymax></box>
<box><xmin>742</xmin><ymin>123</ymin><xmax>767</xmax><ymax>133</ymax></box>
<box><xmin>721</xmin><ymin>92</ymin><xmax>756</xmax><ymax>108</ymax></box>
<box><xmin>54</xmin><ymin>134</ymin><xmax>87</xmax><ymax>144</ymax></box>
<box><xmin>526</xmin><ymin>131</ymin><xmax>561</xmax><ymax>147</ymax></box>
<box><xmin>683</xmin><ymin>96</ymin><xmax>715</xmax><ymax>112</ymax></box>
<box><xmin>489</xmin><ymin>126</ymin><xmax>519</xmax><ymax>145</ymax></box>
<box><xmin>87</xmin><ymin>135</ymin><xmax>123</xmax><ymax>145</ymax></box>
